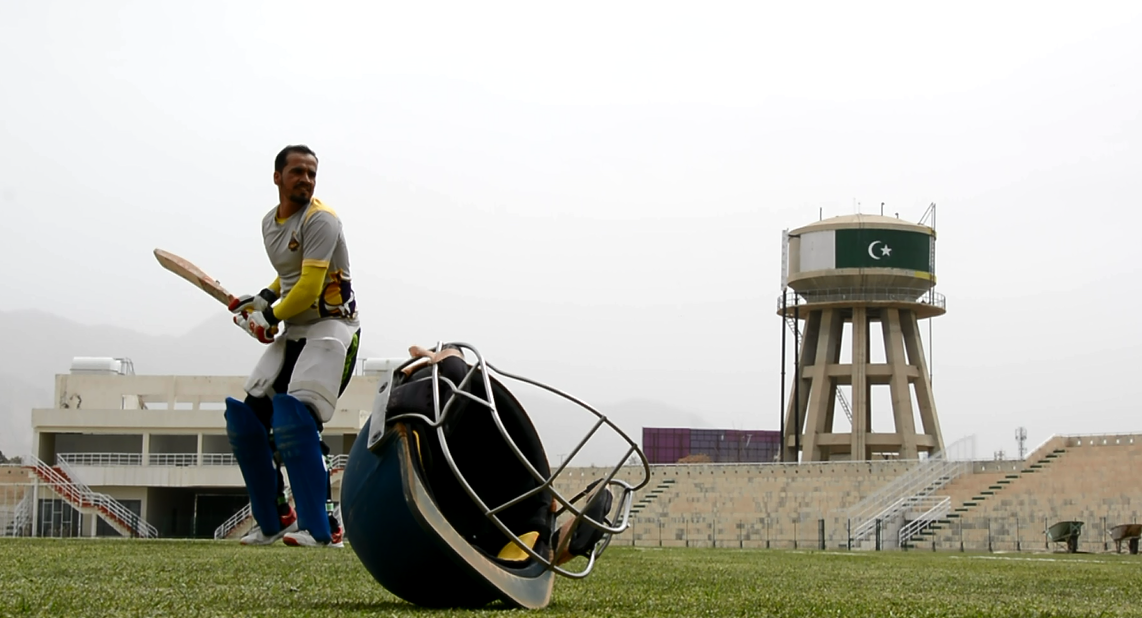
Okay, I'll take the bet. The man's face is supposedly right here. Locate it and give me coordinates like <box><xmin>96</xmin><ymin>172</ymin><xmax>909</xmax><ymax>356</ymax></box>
<box><xmin>274</xmin><ymin>152</ymin><xmax>318</xmax><ymax>205</ymax></box>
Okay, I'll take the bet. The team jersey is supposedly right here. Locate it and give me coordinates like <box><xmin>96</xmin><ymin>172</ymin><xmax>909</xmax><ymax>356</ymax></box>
<box><xmin>261</xmin><ymin>197</ymin><xmax>357</xmax><ymax>326</ymax></box>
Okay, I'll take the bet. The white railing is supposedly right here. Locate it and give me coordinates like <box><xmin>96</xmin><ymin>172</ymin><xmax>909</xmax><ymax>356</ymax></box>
<box><xmin>848</xmin><ymin>457</ymin><xmax>970</xmax><ymax>544</ymax></box>
<box><xmin>14</xmin><ymin>490</ymin><xmax>33</xmax><ymax>537</ymax></box>
<box><xmin>201</xmin><ymin>453</ymin><xmax>238</xmax><ymax>466</ymax></box>
<box><xmin>0</xmin><ymin>484</ymin><xmax>32</xmax><ymax>538</ymax></box>
<box><xmin>778</xmin><ymin>287</ymin><xmax>947</xmax><ymax>310</ymax></box>
<box><xmin>214</xmin><ymin>485</ymin><xmax>292</xmax><ymax>540</ymax></box>
<box><xmin>58</xmin><ymin>453</ymin><xmax>143</xmax><ymax>467</ymax></box>
<box><xmin>147</xmin><ymin>453</ymin><xmax>198</xmax><ymax>467</ymax></box>
<box><xmin>898</xmin><ymin>496</ymin><xmax>951</xmax><ymax>546</ymax></box>
<box><xmin>845</xmin><ymin>435</ymin><xmax>976</xmax><ymax>546</ymax></box>
<box><xmin>34</xmin><ymin>455</ymin><xmax>159</xmax><ymax>539</ymax></box>
<box><xmin>213</xmin><ymin>453</ymin><xmax>346</xmax><ymax>540</ymax></box>
<box><xmin>8</xmin><ymin>490</ymin><xmax>34</xmax><ymax>537</ymax></box>
<box><xmin>214</xmin><ymin>502</ymin><xmax>253</xmax><ymax>540</ymax></box>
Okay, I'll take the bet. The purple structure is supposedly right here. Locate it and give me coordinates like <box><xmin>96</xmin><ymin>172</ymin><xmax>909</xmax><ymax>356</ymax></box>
<box><xmin>642</xmin><ymin>427</ymin><xmax>782</xmax><ymax>464</ymax></box>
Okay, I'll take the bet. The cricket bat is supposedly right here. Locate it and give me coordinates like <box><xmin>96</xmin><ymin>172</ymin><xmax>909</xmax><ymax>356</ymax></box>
<box><xmin>153</xmin><ymin>248</ymin><xmax>238</xmax><ymax>306</ymax></box>
<box><xmin>154</xmin><ymin>248</ymin><xmax>279</xmax><ymax>338</ymax></box>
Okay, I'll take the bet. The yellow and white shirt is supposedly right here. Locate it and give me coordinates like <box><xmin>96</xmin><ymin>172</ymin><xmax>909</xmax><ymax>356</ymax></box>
<box><xmin>261</xmin><ymin>198</ymin><xmax>357</xmax><ymax>326</ymax></box>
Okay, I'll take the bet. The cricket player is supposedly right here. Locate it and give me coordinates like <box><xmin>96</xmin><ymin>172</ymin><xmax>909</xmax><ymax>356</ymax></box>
<box><xmin>223</xmin><ymin>144</ymin><xmax>361</xmax><ymax>548</ymax></box>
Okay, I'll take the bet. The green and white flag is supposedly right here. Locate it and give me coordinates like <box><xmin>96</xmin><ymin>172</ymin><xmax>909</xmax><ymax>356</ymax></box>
<box><xmin>799</xmin><ymin>228</ymin><xmax>933</xmax><ymax>272</ymax></box>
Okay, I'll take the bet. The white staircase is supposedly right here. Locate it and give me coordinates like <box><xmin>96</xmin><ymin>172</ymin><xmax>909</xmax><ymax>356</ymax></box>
<box><xmin>214</xmin><ymin>486</ymin><xmax>293</xmax><ymax>540</ymax></box>
<box><xmin>28</xmin><ymin>455</ymin><xmax>158</xmax><ymax>539</ymax></box>
<box><xmin>214</xmin><ymin>454</ymin><xmax>348</xmax><ymax>540</ymax></box>
<box><xmin>1</xmin><ymin>490</ymin><xmax>33</xmax><ymax>537</ymax></box>
<box><xmin>897</xmin><ymin>496</ymin><xmax>952</xmax><ymax>548</ymax></box>
<box><xmin>845</xmin><ymin>435</ymin><xmax>975</xmax><ymax>549</ymax></box>
<box><xmin>12</xmin><ymin>491</ymin><xmax>33</xmax><ymax>536</ymax></box>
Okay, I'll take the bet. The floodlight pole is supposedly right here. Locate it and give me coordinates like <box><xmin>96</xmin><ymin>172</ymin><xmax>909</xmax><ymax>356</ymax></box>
<box><xmin>793</xmin><ymin>295</ymin><xmax>801</xmax><ymax>461</ymax></box>
<box><xmin>780</xmin><ymin>290</ymin><xmax>787</xmax><ymax>460</ymax></box>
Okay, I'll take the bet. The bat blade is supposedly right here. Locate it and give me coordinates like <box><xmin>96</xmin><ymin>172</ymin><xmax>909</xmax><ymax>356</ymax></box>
<box><xmin>154</xmin><ymin>248</ymin><xmax>236</xmax><ymax>307</ymax></box>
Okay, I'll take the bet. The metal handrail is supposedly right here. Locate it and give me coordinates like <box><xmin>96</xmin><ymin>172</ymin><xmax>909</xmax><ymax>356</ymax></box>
<box><xmin>898</xmin><ymin>496</ymin><xmax>951</xmax><ymax>546</ymax></box>
<box><xmin>58</xmin><ymin>453</ymin><xmax>144</xmax><ymax>466</ymax></box>
<box><xmin>147</xmin><ymin>453</ymin><xmax>198</xmax><ymax>467</ymax></box>
<box><xmin>777</xmin><ymin>287</ymin><xmax>946</xmax><ymax>310</ymax></box>
<box><xmin>7</xmin><ymin>491</ymin><xmax>33</xmax><ymax>537</ymax></box>
<box><xmin>34</xmin><ymin>455</ymin><xmax>158</xmax><ymax>538</ymax></box>
<box><xmin>200</xmin><ymin>453</ymin><xmax>238</xmax><ymax>466</ymax></box>
<box><xmin>214</xmin><ymin>502</ymin><xmax>253</xmax><ymax>540</ymax></box>
<box><xmin>845</xmin><ymin>434</ymin><xmax>975</xmax><ymax>524</ymax></box>
<box><xmin>214</xmin><ymin>485</ymin><xmax>292</xmax><ymax>540</ymax></box>
<box><xmin>847</xmin><ymin>455</ymin><xmax>971</xmax><ymax>543</ymax></box>
<box><xmin>213</xmin><ymin>454</ymin><xmax>348</xmax><ymax>540</ymax></box>
<box><xmin>57</xmin><ymin>457</ymin><xmax>158</xmax><ymax>538</ymax></box>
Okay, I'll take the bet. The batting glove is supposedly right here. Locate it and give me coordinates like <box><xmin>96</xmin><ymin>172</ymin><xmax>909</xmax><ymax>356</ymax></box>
<box><xmin>233</xmin><ymin>307</ymin><xmax>280</xmax><ymax>344</ymax></box>
<box><xmin>228</xmin><ymin>288</ymin><xmax>278</xmax><ymax>315</ymax></box>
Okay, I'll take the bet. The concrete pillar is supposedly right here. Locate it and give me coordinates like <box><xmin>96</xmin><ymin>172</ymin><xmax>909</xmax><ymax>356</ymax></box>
<box><xmin>801</xmin><ymin>309</ymin><xmax>840</xmax><ymax>462</ymax></box>
<box><xmin>884</xmin><ymin>309</ymin><xmax>918</xmax><ymax>459</ymax></box>
<box><xmin>901</xmin><ymin>310</ymin><xmax>944</xmax><ymax>455</ymax></box>
<box><xmin>850</xmin><ymin>307</ymin><xmax>869</xmax><ymax>461</ymax></box>
<box><xmin>784</xmin><ymin>303</ymin><xmax>943</xmax><ymax>462</ymax></box>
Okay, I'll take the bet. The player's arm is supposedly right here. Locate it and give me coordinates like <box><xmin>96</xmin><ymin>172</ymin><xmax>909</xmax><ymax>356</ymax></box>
<box><xmin>262</xmin><ymin>211</ymin><xmax>340</xmax><ymax>325</ymax></box>
<box><xmin>264</xmin><ymin>264</ymin><xmax>326</xmax><ymax>323</ymax></box>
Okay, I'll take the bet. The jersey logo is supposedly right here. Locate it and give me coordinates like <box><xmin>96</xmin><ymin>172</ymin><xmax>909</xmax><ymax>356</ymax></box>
<box><xmin>318</xmin><ymin>270</ymin><xmax>357</xmax><ymax>319</ymax></box>
<box><xmin>288</xmin><ymin>231</ymin><xmax>300</xmax><ymax>252</ymax></box>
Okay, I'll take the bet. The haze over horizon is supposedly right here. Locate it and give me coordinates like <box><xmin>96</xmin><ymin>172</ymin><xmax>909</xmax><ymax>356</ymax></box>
<box><xmin>3</xmin><ymin>2</ymin><xmax>1142</xmax><ymax>462</ymax></box>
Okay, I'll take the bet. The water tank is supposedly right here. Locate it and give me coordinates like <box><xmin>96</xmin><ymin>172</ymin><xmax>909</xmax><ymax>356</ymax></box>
<box><xmin>361</xmin><ymin>358</ymin><xmax>405</xmax><ymax>376</ymax></box>
<box><xmin>784</xmin><ymin>214</ymin><xmax>936</xmax><ymax>298</ymax></box>
<box><xmin>69</xmin><ymin>357</ymin><xmax>133</xmax><ymax>375</ymax></box>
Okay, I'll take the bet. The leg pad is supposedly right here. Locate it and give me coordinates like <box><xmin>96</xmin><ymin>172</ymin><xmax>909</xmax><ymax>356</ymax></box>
<box><xmin>272</xmin><ymin>393</ymin><xmax>332</xmax><ymax>543</ymax></box>
<box><xmin>225</xmin><ymin>397</ymin><xmax>281</xmax><ymax>535</ymax></box>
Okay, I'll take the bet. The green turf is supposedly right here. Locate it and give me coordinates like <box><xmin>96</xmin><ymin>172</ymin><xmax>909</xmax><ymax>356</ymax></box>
<box><xmin>2</xmin><ymin>539</ymin><xmax>1141</xmax><ymax>617</ymax></box>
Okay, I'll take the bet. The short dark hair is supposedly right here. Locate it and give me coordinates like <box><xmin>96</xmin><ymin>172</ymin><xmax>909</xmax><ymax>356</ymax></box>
<box><xmin>274</xmin><ymin>145</ymin><xmax>318</xmax><ymax>172</ymax></box>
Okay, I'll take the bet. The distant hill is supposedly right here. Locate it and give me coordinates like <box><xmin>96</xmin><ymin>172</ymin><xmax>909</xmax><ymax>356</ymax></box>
<box><xmin>0</xmin><ymin>373</ymin><xmax>48</xmax><ymax>457</ymax></box>
<box><xmin>0</xmin><ymin>310</ymin><xmax>402</xmax><ymax>457</ymax></box>
<box><xmin>0</xmin><ymin>311</ymin><xmax>710</xmax><ymax>466</ymax></box>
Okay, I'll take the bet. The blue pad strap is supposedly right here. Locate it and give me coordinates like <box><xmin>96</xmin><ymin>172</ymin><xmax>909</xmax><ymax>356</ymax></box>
<box><xmin>272</xmin><ymin>394</ymin><xmax>332</xmax><ymax>543</ymax></box>
<box><xmin>225</xmin><ymin>397</ymin><xmax>281</xmax><ymax>535</ymax></box>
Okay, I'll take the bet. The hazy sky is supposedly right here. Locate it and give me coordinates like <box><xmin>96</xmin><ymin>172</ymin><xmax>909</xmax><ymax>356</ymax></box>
<box><xmin>3</xmin><ymin>2</ymin><xmax>1142</xmax><ymax>461</ymax></box>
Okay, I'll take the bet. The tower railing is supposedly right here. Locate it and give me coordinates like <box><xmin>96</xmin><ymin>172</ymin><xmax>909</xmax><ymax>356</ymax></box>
<box><xmin>777</xmin><ymin>287</ymin><xmax>946</xmax><ymax>310</ymax></box>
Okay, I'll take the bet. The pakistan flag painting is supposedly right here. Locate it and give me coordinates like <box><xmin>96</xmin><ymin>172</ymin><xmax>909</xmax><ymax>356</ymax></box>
<box><xmin>799</xmin><ymin>228</ymin><xmax>934</xmax><ymax>273</ymax></box>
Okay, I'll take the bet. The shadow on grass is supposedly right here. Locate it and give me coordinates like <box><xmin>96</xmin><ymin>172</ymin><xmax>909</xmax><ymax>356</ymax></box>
<box><xmin>306</xmin><ymin>599</ymin><xmax>524</xmax><ymax>613</ymax></box>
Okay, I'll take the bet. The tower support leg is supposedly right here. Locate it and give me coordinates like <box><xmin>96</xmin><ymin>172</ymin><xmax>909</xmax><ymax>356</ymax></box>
<box><xmin>884</xmin><ymin>309</ymin><xmax>919</xmax><ymax>459</ymax></box>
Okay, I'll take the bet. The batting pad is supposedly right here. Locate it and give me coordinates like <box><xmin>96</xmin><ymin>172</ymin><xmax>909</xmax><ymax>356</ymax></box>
<box><xmin>271</xmin><ymin>393</ymin><xmax>332</xmax><ymax>543</ymax></box>
<box><xmin>224</xmin><ymin>397</ymin><xmax>281</xmax><ymax>534</ymax></box>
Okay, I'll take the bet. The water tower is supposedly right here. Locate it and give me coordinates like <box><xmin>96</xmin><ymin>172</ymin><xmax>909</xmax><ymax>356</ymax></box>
<box><xmin>777</xmin><ymin>209</ymin><xmax>945</xmax><ymax>462</ymax></box>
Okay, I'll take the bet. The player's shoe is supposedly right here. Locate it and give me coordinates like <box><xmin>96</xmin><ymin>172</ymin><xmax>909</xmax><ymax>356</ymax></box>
<box><xmin>283</xmin><ymin>527</ymin><xmax>344</xmax><ymax>548</ymax></box>
<box><xmin>239</xmin><ymin>506</ymin><xmax>298</xmax><ymax>545</ymax></box>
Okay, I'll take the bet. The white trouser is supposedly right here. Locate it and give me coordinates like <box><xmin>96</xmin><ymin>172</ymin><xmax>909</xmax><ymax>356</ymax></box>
<box><xmin>243</xmin><ymin>317</ymin><xmax>360</xmax><ymax>423</ymax></box>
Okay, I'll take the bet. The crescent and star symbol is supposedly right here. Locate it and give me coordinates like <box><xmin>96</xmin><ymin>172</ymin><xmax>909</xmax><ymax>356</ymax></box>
<box><xmin>867</xmin><ymin>240</ymin><xmax>892</xmax><ymax>260</ymax></box>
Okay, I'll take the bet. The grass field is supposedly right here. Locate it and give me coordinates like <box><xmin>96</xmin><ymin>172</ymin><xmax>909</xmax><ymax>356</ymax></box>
<box><xmin>2</xmin><ymin>539</ymin><xmax>1141</xmax><ymax>617</ymax></box>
